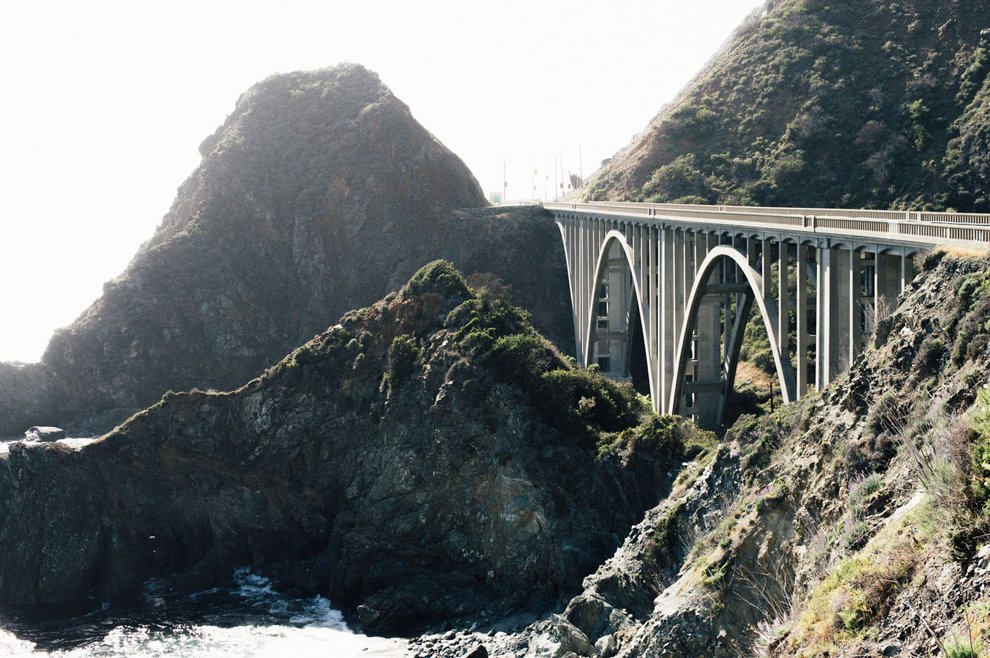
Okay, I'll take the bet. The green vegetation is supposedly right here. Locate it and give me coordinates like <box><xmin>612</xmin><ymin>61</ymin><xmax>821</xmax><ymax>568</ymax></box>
<box><xmin>383</xmin><ymin>334</ymin><xmax>420</xmax><ymax>389</ymax></box>
<box><xmin>440</xmin><ymin>272</ymin><xmax>648</xmax><ymax>442</ymax></box>
<box><xmin>645</xmin><ymin>501</ymin><xmax>686</xmax><ymax>568</ymax></box>
<box><xmin>402</xmin><ymin>259</ymin><xmax>472</xmax><ymax>300</ymax></box>
<box><xmin>951</xmin><ymin>268</ymin><xmax>990</xmax><ymax>366</ymax></box>
<box><xmin>968</xmin><ymin>388</ymin><xmax>990</xmax><ymax>510</ymax></box>
<box><xmin>945</xmin><ymin>637</ymin><xmax>982</xmax><ymax>658</ymax></box>
<box><xmin>586</xmin><ymin>0</ymin><xmax>990</xmax><ymax>212</ymax></box>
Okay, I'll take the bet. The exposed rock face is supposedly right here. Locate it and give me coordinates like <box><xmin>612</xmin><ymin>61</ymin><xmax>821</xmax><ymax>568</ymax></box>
<box><xmin>0</xmin><ymin>363</ymin><xmax>51</xmax><ymax>438</ymax></box>
<box><xmin>0</xmin><ymin>263</ymin><xmax>675</xmax><ymax>634</ymax></box>
<box><xmin>0</xmin><ymin>64</ymin><xmax>572</xmax><ymax>437</ymax></box>
<box><xmin>584</xmin><ymin>0</ymin><xmax>990</xmax><ymax>211</ymax></box>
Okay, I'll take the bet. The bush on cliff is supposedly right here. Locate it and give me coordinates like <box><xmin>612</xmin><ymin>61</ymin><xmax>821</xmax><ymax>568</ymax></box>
<box><xmin>402</xmin><ymin>259</ymin><xmax>472</xmax><ymax>300</ymax></box>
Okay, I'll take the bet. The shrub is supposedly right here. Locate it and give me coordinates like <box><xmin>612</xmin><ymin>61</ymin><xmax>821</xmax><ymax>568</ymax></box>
<box><xmin>448</xmin><ymin>297</ymin><xmax>528</xmax><ymax>348</ymax></box>
<box><xmin>969</xmin><ymin>388</ymin><xmax>990</xmax><ymax>507</ymax></box>
<box><xmin>402</xmin><ymin>260</ymin><xmax>471</xmax><ymax>300</ymax></box>
<box><xmin>489</xmin><ymin>334</ymin><xmax>565</xmax><ymax>388</ymax></box>
<box><xmin>945</xmin><ymin>637</ymin><xmax>981</xmax><ymax>658</ymax></box>
<box><xmin>385</xmin><ymin>334</ymin><xmax>419</xmax><ymax>387</ymax></box>
<box><xmin>865</xmin><ymin>390</ymin><xmax>903</xmax><ymax>436</ymax></box>
<box><xmin>635</xmin><ymin>415</ymin><xmax>684</xmax><ymax>454</ymax></box>
<box><xmin>539</xmin><ymin>368</ymin><xmax>639</xmax><ymax>434</ymax></box>
<box><xmin>645</xmin><ymin>501</ymin><xmax>686</xmax><ymax>569</ymax></box>
<box><xmin>915</xmin><ymin>334</ymin><xmax>947</xmax><ymax>376</ymax></box>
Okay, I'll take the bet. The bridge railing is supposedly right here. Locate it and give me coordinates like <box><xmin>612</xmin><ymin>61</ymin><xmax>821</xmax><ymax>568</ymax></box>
<box><xmin>544</xmin><ymin>201</ymin><xmax>990</xmax><ymax>246</ymax></box>
<box><xmin>560</xmin><ymin>201</ymin><xmax>990</xmax><ymax>226</ymax></box>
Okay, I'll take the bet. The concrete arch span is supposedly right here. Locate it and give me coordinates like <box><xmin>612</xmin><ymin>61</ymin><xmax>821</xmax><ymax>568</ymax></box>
<box><xmin>581</xmin><ymin>230</ymin><xmax>658</xmax><ymax>404</ymax></box>
<box><xmin>669</xmin><ymin>246</ymin><xmax>796</xmax><ymax>429</ymax></box>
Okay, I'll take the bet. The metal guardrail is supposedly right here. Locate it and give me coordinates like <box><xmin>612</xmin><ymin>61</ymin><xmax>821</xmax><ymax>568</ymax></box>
<box><xmin>568</xmin><ymin>200</ymin><xmax>990</xmax><ymax>226</ymax></box>
<box><xmin>544</xmin><ymin>201</ymin><xmax>990</xmax><ymax>247</ymax></box>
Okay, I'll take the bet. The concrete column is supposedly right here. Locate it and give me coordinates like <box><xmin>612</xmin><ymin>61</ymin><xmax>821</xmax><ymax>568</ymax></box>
<box><xmin>656</xmin><ymin>227</ymin><xmax>665</xmax><ymax>411</ymax></box>
<box><xmin>849</xmin><ymin>247</ymin><xmax>862</xmax><ymax>361</ymax></box>
<box><xmin>673</xmin><ymin>228</ymin><xmax>685</xmax><ymax>354</ymax></box>
<box><xmin>575</xmin><ymin>220</ymin><xmax>584</xmax><ymax>365</ymax></box>
<box><xmin>694</xmin><ymin>295</ymin><xmax>723</xmax><ymax>428</ymax></box>
<box><xmin>876</xmin><ymin>251</ymin><xmax>901</xmax><ymax>323</ymax></box>
<box><xmin>778</xmin><ymin>241</ymin><xmax>791</xmax><ymax>367</ymax></box>
<box><xmin>873</xmin><ymin>250</ymin><xmax>884</xmax><ymax>331</ymax></box>
<box><xmin>900</xmin><ymin>254</ymin><xmax>915</xmax><ymax>293</ymax></box>
<box><xmin>648</xmin><ymin>227</ymin><xmax>659</xmax><ymax>409</ymax></box>
<box><xmin>796</xmin><ymin>243</ymin><xmax>810</xmax><ymax>397</ymax></box>
<box><xmin>762</xmin><ymin>238</ymin><xmax>773</xmax><ymax>298</ymax></box>
<box><xmin>695</xmin><ymin>230</ymin><xmax>708</xmax><ymax>280</ymax></box>
<box><xmin>829</xmin><ymin>247</ymin><xmax>851</xmax><ymax>381</ymax></box>
<box><xmin>816</xmin><ymin>245</ymin><xmax>830</xmax><ymax>389</ymax></box>
<box><xmin>660</xmin><ymin>227</ymin><xmax>675</xmax><ymax>410</ymax></box>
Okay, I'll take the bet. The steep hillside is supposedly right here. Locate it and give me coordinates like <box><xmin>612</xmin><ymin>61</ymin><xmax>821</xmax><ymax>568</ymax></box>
<box><xmin>585</xmin><ymin>0</ymin><xmax>990</xmax><ymax>212</ymax></box>
<box><xmin>0</xmin><ymin>65</ymin><xmax>572</xmax><ymax>437</ymax></box>
<box><xmin>427</xmin><ymin>252</ymin><xmax>990</xmax><ymax>657</ymax></box>
<box><xmin>0</xmin><ymin>262</ymin><xmax>690</xmax><ymax>634</ymax></box>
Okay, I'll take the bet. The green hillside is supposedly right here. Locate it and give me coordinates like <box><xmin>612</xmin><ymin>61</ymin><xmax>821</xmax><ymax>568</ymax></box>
<box><xmin>585</xmin><ymin>0</ymin><xmax>990</xmax><ymax>212</ymax></box>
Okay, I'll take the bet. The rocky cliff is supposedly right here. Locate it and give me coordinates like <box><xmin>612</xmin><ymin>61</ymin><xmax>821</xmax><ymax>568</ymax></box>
<box><xmin>0</xmin><ymin>262</ymin><xmax>690</xmax><ymax>634</ymax></box>
<box><xmin>418</xmin><ymin>251</ymin><xmax>990</xmax><ymax>657</ymax></box>
<box><xmin>0</xmin><ymin>64</ymin><xmax>572</xmax><ymax>437</ymax></box>
<box><xmin>584</xmin><ymin>0</ymin><xmax>990</xmax><ymax>212</ymax></box>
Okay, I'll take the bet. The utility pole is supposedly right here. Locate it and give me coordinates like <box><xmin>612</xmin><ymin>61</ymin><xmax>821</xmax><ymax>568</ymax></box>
<box><xmin>531</xmin><ymin>160</ymin><xmax>536</xmax><ymax>202</ymax></box>
<box><xmin>502</xmin><ymin>160</ymin><xmax>507</xmax><ymax>204</ymax></box>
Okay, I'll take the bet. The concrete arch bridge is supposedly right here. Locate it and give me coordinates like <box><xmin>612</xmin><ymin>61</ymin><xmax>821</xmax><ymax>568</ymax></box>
<box><xmin>545</xmin><ymin>201</ymin><xmax>990</xmax><ymax>429</ymax></box>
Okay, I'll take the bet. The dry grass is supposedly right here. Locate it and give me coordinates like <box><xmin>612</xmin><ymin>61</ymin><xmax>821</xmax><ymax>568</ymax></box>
<box><xmin>933</xmin><ymin>244</ymin><xmax>990</xmax><ymax>260</ymax></box>
<box><xmin>737</xmin><ymin>360</ymin><xmax>775</xmax><ymax>390</ymax></box>
<box><xmin>784</xmin><ymin>505</ymin><xmax>926</xmax><ymax>656</ymax></box>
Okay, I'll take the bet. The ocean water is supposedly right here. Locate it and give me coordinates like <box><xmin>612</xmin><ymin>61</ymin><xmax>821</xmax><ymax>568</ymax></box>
<box><xmin>0</xmin><ymin>568</ymin><xmax>407</xmax><ymax>658</ymax></box>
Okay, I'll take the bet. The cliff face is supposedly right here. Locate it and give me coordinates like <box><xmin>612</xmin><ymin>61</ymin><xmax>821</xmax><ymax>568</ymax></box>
<box><xmin>0</xmin><ymin>64</ymin><xmax>573</xmax><ymax>437</ymax></box>
<box><xmin>0</xmin><ymin>262</ymin><xmax>683</xmax><ymax>634</ymax></box>
<box><xmin>584</xmin><ymin>0</ymin><xmax>990</xmax><ymax>212</ymax></box>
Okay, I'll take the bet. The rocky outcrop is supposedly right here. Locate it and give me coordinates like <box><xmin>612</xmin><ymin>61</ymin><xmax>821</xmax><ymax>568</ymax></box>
<box><xmin>0</xmin><ymin>65</ymin><xmax>572</xmax><ymax>437</ymax></box>
<box><xmin>0</xmin><ymin>262</ymin><xmax>679</xmax><ymax>634</ymax></box>
<box><xmin>0</xmin><ymin>362</ymin><xmax>52</xmax><ymax>438</ymax></box>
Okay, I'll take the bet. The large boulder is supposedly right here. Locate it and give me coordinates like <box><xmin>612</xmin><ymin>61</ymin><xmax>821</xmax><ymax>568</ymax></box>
<box><xmin>23</xmin><ymin>426</ymin><xmax>64</xmax><ymax>442</ymax></box>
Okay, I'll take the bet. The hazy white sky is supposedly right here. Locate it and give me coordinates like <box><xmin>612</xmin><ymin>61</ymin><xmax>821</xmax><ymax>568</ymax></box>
<box><xmin>0</xmin><ymin>0</ymin><xmax>762</xmax><ymax>362</ymax></box>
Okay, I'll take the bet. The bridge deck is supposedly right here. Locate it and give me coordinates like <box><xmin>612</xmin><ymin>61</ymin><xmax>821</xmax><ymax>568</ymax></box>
<box><xmin>545</xmin><ymin>201</ymin><xmax>990</xmax><ymax>250</ymax></box>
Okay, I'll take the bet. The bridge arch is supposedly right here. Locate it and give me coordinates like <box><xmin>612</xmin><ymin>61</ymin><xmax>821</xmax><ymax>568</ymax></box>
<box><xmin>668</xmin><ymin>246</ymin><xmax>795</xmax><ymax>428</ymax></box>
<box><xmin>582</xmin><ymin>230</ymin><xmax>657</xmax><ymax>404</ymax></box>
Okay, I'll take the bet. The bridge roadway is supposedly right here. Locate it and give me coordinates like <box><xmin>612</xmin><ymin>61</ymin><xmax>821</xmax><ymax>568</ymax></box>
<box><xmin>545</xmin><ymin>201</ymin><xmax>990</xmax><ymax>429</ymax></box>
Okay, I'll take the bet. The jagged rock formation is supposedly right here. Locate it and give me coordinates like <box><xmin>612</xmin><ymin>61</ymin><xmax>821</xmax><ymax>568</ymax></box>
<box><xmin>0</xmin><ymin>64</ymin><xmax>572</xmax><ymax>437</ymax></box>
<box><xmin>0</xmin><ymin>262</ymin><xmax>682</xmax><ymax>634</ymax></box>
<box><xmin>584</xmin><ymin>0</ymin><xmax>990</xmax><ymax>212</ymax></box>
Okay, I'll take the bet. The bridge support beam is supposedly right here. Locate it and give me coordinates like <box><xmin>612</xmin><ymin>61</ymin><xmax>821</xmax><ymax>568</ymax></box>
<box><xmin>796</xmin><ymin>243</ymin><xmax>811</xmax><ymax>397</ymax></box>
